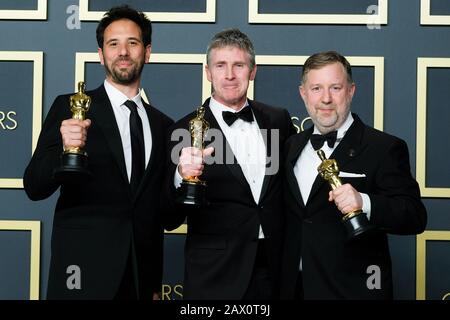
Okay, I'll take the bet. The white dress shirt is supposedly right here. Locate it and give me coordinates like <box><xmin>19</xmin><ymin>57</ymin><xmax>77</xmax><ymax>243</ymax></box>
<box><xmin>104</xmin><ymin>80</ymin><xmax>152</xmax><ymax>182</ymax></box>
<box><xmin>175</xmin><ymin>96</ymin><xmax>267</xmax><ymax>238</ymax></box>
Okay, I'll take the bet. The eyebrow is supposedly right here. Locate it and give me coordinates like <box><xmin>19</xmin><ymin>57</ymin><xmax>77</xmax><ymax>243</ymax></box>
<box><xmin>214</xmin><ymin>60</ymin><xmax>247</xmax><ymax>65</ymax></box>
<box><xmin>309</xmin><ymin>82</ymin><xmax>344</xmax><ymax>87</ymax></box>
<box><xmin>105</xmin><ymin>36</ymin><xmax>142</xmax><ymax>44</ymax></box>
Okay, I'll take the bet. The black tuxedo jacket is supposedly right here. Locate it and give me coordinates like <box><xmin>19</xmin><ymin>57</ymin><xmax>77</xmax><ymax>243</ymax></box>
<box><xmin>280</xmin><ymin>114</ymin><xmax>427</xmax><ymax>299</ymax></box>
<box><xmin>23</xmin><ymin>85</ymin><xmax>173</xmax><ymax>299</ymax></box>
<box><xmin>164</xmin><ymin>98</ymin><xmax>295</xmax><ymax>299</ymax></box>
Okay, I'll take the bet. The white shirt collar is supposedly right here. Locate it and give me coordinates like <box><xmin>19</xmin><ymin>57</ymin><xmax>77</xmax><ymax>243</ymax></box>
<box><xmin>208</xmin><ymin>96</ymin><xmax>251</xmax><ymax>128</ymax></box>
<box><xmin>209</xmin><ymin>96</ymin><xmax>249</xmax><ymax>113</ymax></box>
<box><xmin>313</xmin><ymin>112</ymin><xmax>354</xmax><ymax>140</ymax></box>
<box><xmin>103</xmin><ymin>79</ymin><xmax>143</xmax><ymax>109</ymax></box>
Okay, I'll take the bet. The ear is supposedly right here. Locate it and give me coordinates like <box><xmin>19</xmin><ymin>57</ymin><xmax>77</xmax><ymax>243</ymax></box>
<box><xmin>205</xmin><ymin>64</ymin><xmax>212</xmax><ymax>82</ymax></box>
<box><xmin>145</xmin><ymin>45</ymin><xmax>152</xmax><ymax>63</ymax></box>
<box><xmin>349</xmin><ymin>82</ymin><xmax>356</xmax><ymax>98</ymax></box>
<box><xmin>299</xmin><ymin>85</ymin><xmax>306</xmax><ymax>101</ymax></box>
<box><xmin>98</xmin><ymin>48</ymin><xmax>105</xmax><ymax>65</ymax></box>
<box><xmin>249</xmin><ymin>64</ymin><xmax>257</xmax><ymax>81</ymax></box>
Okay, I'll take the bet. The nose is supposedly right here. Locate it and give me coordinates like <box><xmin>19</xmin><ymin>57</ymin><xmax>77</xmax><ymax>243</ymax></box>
<box><xmin>118</xmin><ymin>43</ymin><xmax>129</xmax><ymax>57</ymax></box>
<box><xmin>321</xmin><ymin>89</ymin><xmax>332</xmax><ymax>104</ymax></box>
<box><xmin>225</xmin><ymin>65</ymin><xmax>235</xmax><ymax>80</ymax></box>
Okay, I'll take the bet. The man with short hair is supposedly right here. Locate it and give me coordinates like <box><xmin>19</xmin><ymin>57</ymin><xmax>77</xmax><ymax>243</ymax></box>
<box><xmin>164</xmin><ymin>29</ymin><xmax>296</xmax><ymax>299</ymax></box>
<box><xmin>24</xmin><ymin>5</ymin><xmax>173</xmax><ymax>299</ymax></box>
<box><xmin>280</xmin><ymin>51</ymin><xmax>427</xmax><ymax>299</ymax></box>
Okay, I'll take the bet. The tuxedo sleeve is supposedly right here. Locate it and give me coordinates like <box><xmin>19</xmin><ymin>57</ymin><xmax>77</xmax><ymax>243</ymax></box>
<box><xmin>161</xmin><ymin>120</ymin><xmax>191</xmax><ymax>231</ymax></box>
<box><xmin>23</xmin><ymin>95</ymin><xmax>70</xmax><ymax>200</ymax></box>
<box><xmin>368</xmin><ymin>138</ymin><xmax>427</xmax><ymax>235</ymax></box>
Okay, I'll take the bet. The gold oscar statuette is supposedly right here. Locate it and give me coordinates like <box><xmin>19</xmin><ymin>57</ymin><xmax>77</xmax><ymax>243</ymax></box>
<box><xmin>176</xmin><ymin>106</ymin><xmax>210</xmax><ymax>206</ymax></box>
<box><xmin>53</xmin><ymin>81</ymin><xmax>92</xmax><ymax>182</ymax></box>
<box><xmin>317</xmin><ymin>149</ymin><xmax>374</xmax><ymax>240</ymax></box>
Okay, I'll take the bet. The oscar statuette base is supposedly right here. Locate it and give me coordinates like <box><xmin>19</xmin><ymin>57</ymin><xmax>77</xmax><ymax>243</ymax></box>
<box><xmin>53</xmin><ymin>152</ymin><xmax>92</xmax><ymax>183</ymax></box>
<box><xmin>176</xmin><ymin>180</ymin><xmax>207</xmax><ymax>206</ymax></box>
<box><xmin>343</xmin><ymin>212</ymin><xmax>375</xmax><ymax>241</ymax></box>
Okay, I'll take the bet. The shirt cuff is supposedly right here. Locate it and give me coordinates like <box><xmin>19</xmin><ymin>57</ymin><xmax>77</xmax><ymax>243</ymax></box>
<box><xmin>174</xmin><ymin>165</ymin><xmax>183</xmax><ymax>189</ymax></box>
<box><xmin>360</xmin><ymin>192</ymin><xmax>371</xmax><ymax>221</ymax></box>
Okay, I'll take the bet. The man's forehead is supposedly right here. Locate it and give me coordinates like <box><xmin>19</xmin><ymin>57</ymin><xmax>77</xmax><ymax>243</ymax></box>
<box><xmin>210</xmin><ymin>46</ymin><xmax>249</xmax><ymax>60</ymax></box>
<box><xmin>305</xmin><ymin>64</ymin><xmax>347</xmax><ymax>82</ymax></box>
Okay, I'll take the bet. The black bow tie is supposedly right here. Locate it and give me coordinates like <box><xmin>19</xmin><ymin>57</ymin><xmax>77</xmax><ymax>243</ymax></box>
<box><xmin>222</xmin><ymin>107</ymin><xmax>254</xmax><ymax>126</ymax></box>
<box><xmin>310</xmin><ymin>131</ymin><xmax>338</xmax><ymax>150</ymax></box>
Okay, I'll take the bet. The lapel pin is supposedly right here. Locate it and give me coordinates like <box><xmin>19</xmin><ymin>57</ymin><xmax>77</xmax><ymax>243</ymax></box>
<box><xmin>348</xmin><ymin>149</ymin><xmax>356</xmax><ymax>157</ymax></box>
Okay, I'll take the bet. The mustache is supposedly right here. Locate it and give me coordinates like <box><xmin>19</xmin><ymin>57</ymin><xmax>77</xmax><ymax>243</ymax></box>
<box><xmin>114</xmin><ymin>57</ymin><xmax>132</xmax><ymax>63</ymax></box>
<box><xmin>318</xmin><ymin>105</ymin><xmax>335</xmax><ymax>109</ymax></box>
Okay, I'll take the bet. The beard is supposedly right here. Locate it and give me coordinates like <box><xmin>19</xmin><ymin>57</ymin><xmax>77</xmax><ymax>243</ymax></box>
<box><xmin>309</xmin><ymin>104</ymin><xmax>351</xmax><ymax>133</ymax></box>
<box><xmin>104</xmin><ymin>57</ymin><xmax>145</xmax><ymax>85</ymax></box>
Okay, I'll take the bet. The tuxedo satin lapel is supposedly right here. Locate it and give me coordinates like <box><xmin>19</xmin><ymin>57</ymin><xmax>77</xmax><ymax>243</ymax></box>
<box><xmin>251</xmin><ymin>102</ymin><xmax>271</xmax><ymax>203</ymax></box>
<box><xmin>286</xmin><ymin>131</ymin><xmax>311</xmax><ymax>209</ymax></box>
<box><xmin>203</xmin><ymin>100</ymin><xmax>253</xmax><ymax>196</ymax></box>
<box><xmin>330</xmin><ymin>114</ymin><xmax>366</xmax><ymax>169</ymax></box>
<box><xmin>88</xmin><ymin>86</ymin><xmax>128</xmax><ymax>185</ymax></box>
<box><xmin>307</xmin><ymin>171</ymin><xmax>327</xmax><ymax>206</ymax></box>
